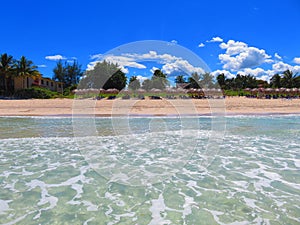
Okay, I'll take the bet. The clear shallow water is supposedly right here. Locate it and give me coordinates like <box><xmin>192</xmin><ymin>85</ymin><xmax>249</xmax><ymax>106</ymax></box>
<box><xmin>0</xmin><ymin>116</ymin><xmax>299</xmax><ymax>224</ymax></box>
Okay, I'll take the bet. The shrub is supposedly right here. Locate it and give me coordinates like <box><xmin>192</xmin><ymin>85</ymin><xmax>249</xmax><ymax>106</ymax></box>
<box><xmin>14</xmin><ymin>87</ymin><xmax>60</xmax><ymax>99</ymax></box>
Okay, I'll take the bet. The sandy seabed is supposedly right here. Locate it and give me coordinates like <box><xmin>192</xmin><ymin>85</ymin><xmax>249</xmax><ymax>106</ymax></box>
<box><xmin>0</xmin><ymin>97</ymin><xmax>299</xmax><ymax>117</ymax></box>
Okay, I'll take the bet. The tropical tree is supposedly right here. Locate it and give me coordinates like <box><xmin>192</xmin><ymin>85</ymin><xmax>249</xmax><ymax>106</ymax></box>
<box><xmin>53</xmin><ymin>60</ymin><xmax>83</xmax><ymax>88</ymax></box>
<box><xmin>15</xmin><ymin>56</ymin><xmax>39</xmax><ymax>78</ymax></box>
<box><xmin>175</xmin><ymin>75</ymin><xmax>186</xmax><ymax>84</ymax></box>
<box><xmin>0</xmin><ymin>53</ymin><xmax>15</xmax><ymax>94</ymax></box>
<box><xmin>65</xmin><ymin>61</ymin><xmax>83</xmax><ymax>87</ymax></box>
<box><xmin>14</xmin><ymin>56</ymin><xmax>40</xmax><ymax>90</ymax></box>
<box><xmin>244</xmin><ymin>75</ymin><xmax>258</xmax><ymax>88</ymax></box>
<box><xmin>151</xmin><ymin>69</ymin><xmax>168</xmax><ymax>89</ymax></box>
<box><xmin>281</xmin><ymin>70</ymin><xmax>297</xmax><ymax>88</ymax></box>
<box><xmin>199</xmin><ymin>72</ymin><xmax>214</xmax><ymax>88</ymax></box>
<box><xmin>79</xmin><ymin>60</ymin><xmax>126</xmax><ymax>90</ymax></box>
<box><xmin>128</xmin><ymin>76</ymin><xmax>140</xmax><ymax>90</ymax></box>
<box><xmin>187</xmin><ymin>72</ymin><xmax>201</xmax><ymax>88</ymax></box>
<box><xmin>53</xmin><ymin>60</ymin><xmax>66</xmax><ymax>84</ymax></box>
<box><xmin>216</xmin><ymin>73</ymin><xmax>226</xmax><ymax>89</ymax></box>
<box><xmin>142</xmin><ymin>79</ymin><xmax>152</xmax><ymax>91</ymax></box>
<box><xmin>270</xmin><ymin>74</ymin><xmax>281</xmax><ymax>88</ymax></box>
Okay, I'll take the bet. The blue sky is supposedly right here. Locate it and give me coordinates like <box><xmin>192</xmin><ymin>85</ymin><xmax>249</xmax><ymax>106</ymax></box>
<box><xmin>1</xmin><ymin>0</ymin><xmax>300</xmax><ymax>82</ymax></box>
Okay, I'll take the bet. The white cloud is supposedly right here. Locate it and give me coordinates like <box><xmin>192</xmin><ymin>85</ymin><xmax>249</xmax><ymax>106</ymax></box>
<box><xmin>88</xmin><ymin>54</ymin><xmax>146</xmax><ymax>73</ymax></box>
<box><xmin>216</xmin><ymin>62</ymin><xmax>300</xmax><ymax>81</ymax></box>
<box><xmin>88</xmin><ymin>51</ymin><xmax>206</xmax><ymax>75</ymax></box>
<box><xmin>150</xmin><ymin>66</ymin><xmax>159</xmax><ymax>74</ymax></box>
<box><xmin>272</xmin><ymin>61</ymin><xmax>300</xmax><ymax>74</ymax></box>
<box><xmin>45</xmin><ymin>54</ymin><xmax>66</xmax><ymax>61</ymax></box>
<box><xmin>274</xmin><ymin>53</ymin><xmax>282</xmax><ymax>60</ymax></box>
<box><xmin>136</xmin><ymin>75</ymin><xmax>149</xmax><ymax>84</ymax></box>
<box><xmin>218</xmin><ymin>40</ymin><xmax>272</xmax><ymax>71</ymax></box>
<box><xmin>168</xmin><ymin>40</ymin><xmax>178</xmax><ymax>45</ymax></box>
<box><xmin>238</xmin><ymin>68</ymin><xmax>274</xmax><ymax>80</ymax></box>
<box><xmin>207</xmin><ymin>37</ymin><xmax>223</xmax><ymax>43</ymax></box>
<box><xmin>37</xmin><ymin>64</ymin><xmax>47</xmax><ymax>68</ymax></box>
<box><xmin>198</xmin><ymin>43</ymin><xmax>205</xmax><ymax>48</ymax></box>
<box><xmin>161</xmin><ymin>59</ymin><xmax>205</xmax><ymax>75</ymax></box>
<box><xmin>211</xmin><ymin>70</ymin><xmax>235</xmax><ymax>79</ymax></box>
<box><xmin>293</xmin><ymin>57</ymin><xmax>300</xmax><ymax>64</ymax></box>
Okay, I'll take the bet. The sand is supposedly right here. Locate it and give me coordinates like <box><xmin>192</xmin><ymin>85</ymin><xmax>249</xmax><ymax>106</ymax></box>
<box><xmin>0</xmin><ymin>97</ymin><xmax>299</xmax><ymax>116</ymax></box>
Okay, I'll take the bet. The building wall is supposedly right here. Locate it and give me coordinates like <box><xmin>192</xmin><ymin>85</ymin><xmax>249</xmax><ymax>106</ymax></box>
<box><xmin>14</xmin><ymin>76</ymin><xmax>63</xmax><ymax>93</ymax></box>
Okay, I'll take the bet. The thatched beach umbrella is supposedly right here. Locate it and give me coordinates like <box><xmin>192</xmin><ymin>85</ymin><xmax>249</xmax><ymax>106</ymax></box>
<box><xmin>137</xmin><ymin>88</ymin><xmax>146</xmax><ymax>93</ymax></box>
<box><xmin>265</xmin><ymin>88</ymin><xmax>273</xmax><ymax>93</ymax></box>
<box><xmin>150</xmin><ymin>88</ymin><xmax>161</xmax><ymax>93</ymax></box>
<box><xmin>105</xmin><ymin>88</ymin><xmax>119</xmax><ymax>94</ymax></box>
<box><xmin>251</xmin><ymin>88</ymin><xmax>258</xmax><ymax>94</ymax></box>
<box><xmin>244</xmin><ymin>88</ymin><xmax>251</xmax><ymax>94</ymax></box>
<box><xmin>279</xmin><ymin>88</ymin><xmax>286</xmax><ymax>94</ymax></box>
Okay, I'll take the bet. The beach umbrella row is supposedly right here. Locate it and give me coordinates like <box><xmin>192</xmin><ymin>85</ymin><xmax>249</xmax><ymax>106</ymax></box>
<box><xmin>244</xmin><ymin>88</ymin><xmax>300</xmax><ymax>95</ymax></box>
<box><xmin>74</xmin><ymin>88</ymin><xmax>120</xmax><ymax>95</ymax></box>
<box><xmin>244</xmin><ymin>88</ymin><xmax>300</xmax><ymax>93</ymax></box>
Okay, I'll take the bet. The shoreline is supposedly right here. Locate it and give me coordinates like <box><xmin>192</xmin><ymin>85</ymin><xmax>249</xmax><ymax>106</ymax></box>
<box><xmin>0</xmin><ymin>97</ymin><xmax>299</xmax><ymax>117</ymax></box>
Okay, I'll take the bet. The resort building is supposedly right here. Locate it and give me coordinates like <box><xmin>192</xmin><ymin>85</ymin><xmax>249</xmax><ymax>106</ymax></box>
<box><xmin>13</xmin><ymin>76</ymin><xmax>63</xmax><ymax>93</ymax></box>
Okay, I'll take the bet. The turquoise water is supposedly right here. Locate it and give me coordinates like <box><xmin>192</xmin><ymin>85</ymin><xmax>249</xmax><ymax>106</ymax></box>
<box><xmin>0</xmin><ymin>116</ymin><xmax>299</xmax><ymax>224</ymax></box>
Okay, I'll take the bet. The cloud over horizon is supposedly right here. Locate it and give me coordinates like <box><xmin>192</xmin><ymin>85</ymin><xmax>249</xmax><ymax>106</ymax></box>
<box><xmin>86</xmin><ymin>39</ymin><xmax>300</xmax><ymax>83</ymax></box>
<box><xmin>293</xmin><ymin>57</ymin><xmax>300</xmax><ymax>64</ymax></box>
<box><xmin>218</xmin><ymin>40</ymin><xmax>272</xmax><ymax>71</ymax></box>
<box><xmin>88</xmin><ymin>51</ymin><xmax>206</xmax><ymax>76</ymax></box>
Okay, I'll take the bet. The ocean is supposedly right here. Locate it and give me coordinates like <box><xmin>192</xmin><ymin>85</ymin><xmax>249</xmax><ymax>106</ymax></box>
<box><xmin>0</xmin><ymin>116</ymin><xmax>299</xmax><ymax>224</ymax></box>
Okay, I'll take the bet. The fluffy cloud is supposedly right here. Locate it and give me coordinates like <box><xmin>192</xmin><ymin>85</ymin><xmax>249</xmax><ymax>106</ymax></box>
<box><xmin>88</xmin><ymin>51</ymin><xmax>206</xmax><ymax>75</ymax></box>
<box><xmin>218</xmin><ymin>40</ymin><xmax>272</xmax><ymax>71</ymax></box>
<box><xmin>37</xmin><ymin>64</ymin><xmax>47</xmax><ymax>68</ymax></box>
<box><xmin>237</xmin><ymin>68</ymin><xmax>274</xmax><ymax>81</ymax></box>
<box><xmin>198</xmin><ymin>43</ymin><xmax>205</xmax><ymax>48</ymax></box>
<box><xmin>207</xmin><ymin>37</ymin><xmax>223</xmax><ymax>43</ymax></box>
<box><xmin>45</xmin><ymin>54</ymin><xmax>66</xmax><ymax>60</ymax></box>
<box><xmin>88</xmin><ymin>54</ymin><xmax>147</xmax><ymax>73</ymax></box>
<box><xmin>211</xmin><ymin>70</ymin><xmax>235</xmax><ymax>79</ymax></box>
<box><xmin>293</xmin><ymin>57</ymin><xmax>300</xmax><ymax>64</ymax></box>
<box><xmin>272</xmin><ymin>61</ymin><xmax>300</xmax><ymax>74</ymax></box>
<box><xmin>150</xmin><ymin>66</ymin><xmax>159</xmax><ymax>74</ymax></box>
<box><xmin>274</xmin><ymin>53</ymin><xmax>282</xmax><ymax>60</ymax></box>
<box><xmin>136</xmin><ymin>75</ymin><xmax>149</xmax><ymax>84</ymax></box>
<box><xmin>161</xmin><ymin>59</ymin><xmax>204</xmax><ymax>75</ymax></box>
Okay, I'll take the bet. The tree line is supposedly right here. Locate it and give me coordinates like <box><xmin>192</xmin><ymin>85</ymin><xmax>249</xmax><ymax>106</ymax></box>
<box><xmin>216</xmin><ymin>70</ymin><xmax>300</xmax><ymax>90</ymax></box>
<box><xmin>2</xmin><ymin>52</ymin><xmax>300</xmax><ymax>97</ymax></box>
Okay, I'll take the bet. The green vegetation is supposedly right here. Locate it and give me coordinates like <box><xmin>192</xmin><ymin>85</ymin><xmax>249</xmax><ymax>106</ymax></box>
<box><xmin>53</xmin><ymin>60</ymin><xmax>83</xmax><ymax>88</ymax></box>
<box><xmin>1</xmin><ymin>52</ymin><xmax>300</xmax><ymax>99</ymax></box>
<box><xmin>0</xmin><ymin>53</ymin><xmax>40</xmax><ymax>96</ymax></box>
<box><xmin>79</xmin><ymin>61</ymin><xmax>126</xmax><ymax>90</ymax></box>
<box><xmin>128</xmin><ymin>76</ymin><xmax>140</xmax><ymax>90</ymax></box>
<box><xmin>14</xmin><ymin>87</ymin><xmax>62</xmax><ymax>99</ymax></box>
<box><xmin>141</xmin><ymin>69</ymin><xmax>168</xmax><ymax>90</ymax></box>
<box><xmin>216</xmin><ymin>70</ymin><xmax>300</xmax><ymax>90</ymax></box>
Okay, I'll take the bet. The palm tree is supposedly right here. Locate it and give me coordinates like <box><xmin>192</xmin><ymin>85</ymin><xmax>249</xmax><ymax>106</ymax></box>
<box><xmin>128</xmin><ymin>76</ymin><xmax>140</xmax><ymax>90</ymax></box>
<box><xmin>187</xmin><ymin>72</ymin><xmax>201</xmax><ymax>88</ymax></box>
<box><xmin>0</xmin><ymin>53</ymin><xmax>15</xmax><ymax>94</ymax></box>
<box><xmin>15</xmin><ymin>56</ymin><xmax>40</xmax><ymax>89</ymax></box>
<box><xmin>270</xmin><ymin>74</ymin><xmax>282</xmax><ymax>88</ymax></box>
<box><xmin>175</xmin><ymin>75</ymin><xmax>186</xmax><ymax>84</ymax></box>
<box><xmin>217</xmin><ymin>73</ymin><xmax>226</xmax><ymax>89</ymax></box>
<box><xmin>199</xmin><ymin>72</ymin><xmax>215</xmax><ymax>88</ymax></box>
<box><xmin>281</xmin><ymin>70</ymin><xmax>296</xmax><ymax>88</ymax></box>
